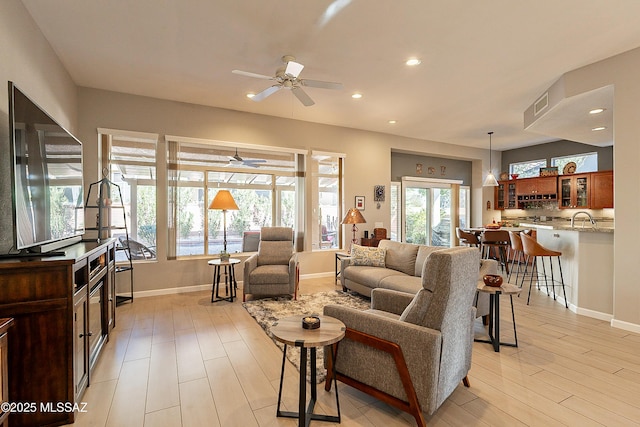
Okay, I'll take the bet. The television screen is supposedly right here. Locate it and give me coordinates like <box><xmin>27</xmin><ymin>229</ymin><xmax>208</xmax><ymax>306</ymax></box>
<box><xmin>9</xmin><ymin>82</ymin><xmax>84</xmax><ymax>251</ymax></box>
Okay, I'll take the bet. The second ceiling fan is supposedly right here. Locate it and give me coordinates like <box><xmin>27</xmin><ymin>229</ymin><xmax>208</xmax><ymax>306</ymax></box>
<box><xmin>232</xmin><ymin>55</ymin><xmax>343</xmax><ymax>106</ymax></box>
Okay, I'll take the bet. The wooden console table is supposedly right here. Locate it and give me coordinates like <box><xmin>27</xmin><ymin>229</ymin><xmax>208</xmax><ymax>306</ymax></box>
<box><xmin>0</xmin><ymin>239</ymin><xmax>117</xmax><ymax>427</ymax></box>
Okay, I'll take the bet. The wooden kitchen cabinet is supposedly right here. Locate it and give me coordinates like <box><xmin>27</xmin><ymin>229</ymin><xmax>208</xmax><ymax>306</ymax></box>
<box><xmin>516</xmin><ymin>176</ymin><xmax>558</xmax><ymax>208</ymax></box>
<box><xmin>495</xmin><ymin>180</ymin><xmax>517</xmax><ymax>210</ymax></box>
<box><xmin>590</xmin><ymin>170</ymin><xmax>614</xmax><ymax>209</ymax></box>
<box><xmin>559</xmin><ymin>173</ymin><xmax>590</xmax><ymax>209</ymax></box>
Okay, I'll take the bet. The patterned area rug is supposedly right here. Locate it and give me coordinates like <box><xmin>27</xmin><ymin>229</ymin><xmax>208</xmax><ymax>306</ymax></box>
<box><xmin>243</xmin><ymin>290</ymin><xmax>370</xmax><ymax>383</ymax></box>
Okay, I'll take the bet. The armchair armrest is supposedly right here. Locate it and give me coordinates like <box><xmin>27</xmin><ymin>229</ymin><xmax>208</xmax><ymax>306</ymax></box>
<box><xmin>244</xmin><ymin>253</ymin><xmax>258</xmax><ymax>279</ymax></box>
<box><xmin>323</xmin><ymin>304</ymin><xmax>441</xmax><ymax>354</ymax></box>
<box><xmin>370</xmin><ymin>288</ymin><xmax>415</xmax><ymax>315</ymax></box>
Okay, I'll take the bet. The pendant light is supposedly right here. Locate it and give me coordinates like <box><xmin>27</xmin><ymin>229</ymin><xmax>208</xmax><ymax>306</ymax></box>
<box><xmin>483</xmin><ymin>131</ymin><xmax>499</xmax><ymax>187</ymax></box>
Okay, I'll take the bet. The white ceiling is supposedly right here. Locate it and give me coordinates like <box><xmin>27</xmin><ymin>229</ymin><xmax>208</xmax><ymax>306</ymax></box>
<box><xmin>20</xmin><ymin>0</ymin><xmax>640</xmax><ymax>151</ymax></box>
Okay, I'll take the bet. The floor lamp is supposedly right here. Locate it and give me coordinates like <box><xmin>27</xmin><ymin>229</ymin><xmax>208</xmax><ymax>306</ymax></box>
<box><xmin>209</xmin><ymin>190</ymin><xmax>239</xmax><ymax>256</ymax></box>
<box><xmin>342</xmin><ymin>208</ymin><xmax>366</xmax><ymax>251</ymax></box>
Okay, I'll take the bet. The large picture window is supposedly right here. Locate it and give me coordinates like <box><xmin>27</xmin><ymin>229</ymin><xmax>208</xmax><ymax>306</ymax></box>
<box><xmin>167</xmin><ymin>138</ymin><xmax>302</xmax><ymax>258</ymax></box>
<box><xmin>104</xmin><ymin>130</ymin><xmax>158</xmax><ymax>261</ymax></box>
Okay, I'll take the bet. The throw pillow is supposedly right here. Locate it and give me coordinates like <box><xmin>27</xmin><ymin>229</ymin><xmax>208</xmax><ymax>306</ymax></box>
<box><xmin>350</xmin><ymin>244</ymin><xmax>386</xmax><ymax>268</ymax></box>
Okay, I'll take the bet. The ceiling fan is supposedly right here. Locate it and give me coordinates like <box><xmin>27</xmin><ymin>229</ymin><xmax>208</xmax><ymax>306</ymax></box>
<box><xmin>232</xmin><ymin>55</ymin><xmax>343</xmax><ymax>106</ymax></box>
<box><xmin>227</xmin><ymin>148</ymin><xmax>267</xmax><ymax>168</ymax></box>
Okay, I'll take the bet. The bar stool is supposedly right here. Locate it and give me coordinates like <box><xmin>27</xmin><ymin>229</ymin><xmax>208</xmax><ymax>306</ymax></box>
<box><xmin>480</xmin><ymin>230</ymin><xmax>510</xmax><ymax>274</ymax></box>
<box><xmin>507</xmin><ymin>231</ymin><xmax>526</xmax><ymax>286</ymax></box>
<box><xmin>520</xmin><ymin>233</ymin><xmax>568</xmax><ymax>308</ymax></box>
<box><xmin>456</xmin><ymin>227</ymin><xmax>480</xmax><ymax>247</ymax></box>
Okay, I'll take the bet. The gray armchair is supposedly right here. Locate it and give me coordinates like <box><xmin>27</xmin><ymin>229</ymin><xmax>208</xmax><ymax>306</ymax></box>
<box><xmin>243</xmin><ymin>227</ymin><xmax>299</xmax><ymax>301</ymax></box>
<box><xmin>324</xmin><ymin>247</ymin><xmax>480</xmax><ymax>427</ymax></box>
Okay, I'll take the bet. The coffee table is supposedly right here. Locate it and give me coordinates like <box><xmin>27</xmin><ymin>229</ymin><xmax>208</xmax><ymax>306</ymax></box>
<box><xmin>475</xmin><ymin>281</ymin><xmax>521</xmax><ymax>352</ymax></box>
<box><xmin>208</xmin><ymin>258</ymin><xmax>240</xmax><ymax>303</ymax></box>
<box><xmin>271</xmin><ymin>315</ymin><xmax>345</xmax><ymax>425</ymax></box>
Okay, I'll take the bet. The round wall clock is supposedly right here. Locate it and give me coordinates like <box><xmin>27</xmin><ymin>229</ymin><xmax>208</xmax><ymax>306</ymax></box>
<box><xmin>563</xmin><ymin>162</ymin><xmax>577</xmax><ymax>174</ymax></box>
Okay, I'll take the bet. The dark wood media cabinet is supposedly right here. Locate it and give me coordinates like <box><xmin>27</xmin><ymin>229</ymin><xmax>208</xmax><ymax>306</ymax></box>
<box><xmin>0</xmin><ymin>239</ymin><xmax>117</xmax><ymax>427</ymax></box>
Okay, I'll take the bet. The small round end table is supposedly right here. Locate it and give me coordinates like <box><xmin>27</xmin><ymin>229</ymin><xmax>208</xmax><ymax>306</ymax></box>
<box><xmin>271</xmin><ymin>315</ymin><xmax>345</xmax><ymax>425</ymax></box>
<box><xmin>208</xmin><ymin>258</ymin><xmax>240</xmax><ymax>303</ymax></box>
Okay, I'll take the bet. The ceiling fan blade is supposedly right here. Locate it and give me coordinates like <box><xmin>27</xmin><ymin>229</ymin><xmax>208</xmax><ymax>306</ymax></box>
<box><xmin>243</xmin><ymin>159</ymin><xmax>267</xmax><ymax>165</ymax></box>
<box><xmin>292</xmin><ymin>86</ymin><xmax>315</xmax><ymax>106</ymax></box>
<box><xmin>232</xmin><ymin>69</ymin><xmax>275</xmax><ymax>80</ymax></box>
<box><xmin>251</xmin><ymin>85</ymin><xmax>282</xmax><ymax>102</ymax></box>
<box><xmin>285</xmin><ymin>60</ymin><xmax>305</xmax><ymax>78</ymax></box>
<box><xmin>300</xmin><ymin>79</ymin><xmax>344</xmax><ymax>90</ymax></box>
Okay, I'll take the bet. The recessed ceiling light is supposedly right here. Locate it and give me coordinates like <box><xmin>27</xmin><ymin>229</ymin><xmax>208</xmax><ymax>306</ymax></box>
<box><xmin>388</xmin><ymin>120</ymin><xmax>397</xmax><ymax>124</ymax></box>
<box><xmin>592</xmin><ymin>126</ymin><xmax>607</xmax><ymax>131</ymax></box>
<box><xmin>589</xmin><ymin>108</ymin><xmax>605</xmax><ymax>114</ymax></box>
<box><xmin>405</xmin><ymin>58</ymin><xmax>422</xmax><ymax>66</ymax></box>
<box><xmin>351</xmin><ymin>93</ymin><xmax>363</xmax><ymax>99</ymax></box>
<box><xmin>246</xmin><ymin>93</ymin><xmax>255</xmax><ymax>99</ymax></box>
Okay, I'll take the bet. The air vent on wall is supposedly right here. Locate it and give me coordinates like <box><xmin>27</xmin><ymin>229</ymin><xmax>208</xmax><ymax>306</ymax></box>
<box><xmin>534</xmin><ymin>92</ymin><xmax>549</xmax><ymax>116</ymax></box>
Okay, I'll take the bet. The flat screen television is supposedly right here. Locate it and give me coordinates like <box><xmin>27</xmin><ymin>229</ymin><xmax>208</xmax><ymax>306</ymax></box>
<box><xmin>8</xmin><ymin>81</ymin><xmax>84</xmax><ymax>254</ymax></box>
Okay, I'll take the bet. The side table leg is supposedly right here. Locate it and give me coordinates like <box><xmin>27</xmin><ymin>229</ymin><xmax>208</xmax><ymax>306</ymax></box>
<box><xmin>299</xmin><ymin>347</ymin><xmax>307</xmax><ymax>427</ymax></box>
<box><xmin>276</xmin><ymin>344</ymin><xmax>287</xmax><ymax>417</ymax></box>
<box><xmin>493</xmin><ymin>292</ymin><xmax>501</xmax><ymax>352</ymax></box>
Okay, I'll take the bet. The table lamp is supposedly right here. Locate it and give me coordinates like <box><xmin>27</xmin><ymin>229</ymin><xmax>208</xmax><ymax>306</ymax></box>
<box><xmin>209</xmin><ymin>190</ymin><xmax>239</xmax><ymax>253</ymax></box>
<box><xmin>342</xmin><ymin>208</ymin><xmax>366</xmax><ymax>250</ymax></box>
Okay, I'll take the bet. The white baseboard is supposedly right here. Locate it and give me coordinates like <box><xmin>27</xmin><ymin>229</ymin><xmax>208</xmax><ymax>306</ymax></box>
<box><xmin>611</xmin><ymin>319</ymin><xmax>640</xmax><ymax>334</ymax></box>
<box><xmin>119</xmin><ymin>271</ymin><xmax>336</xmax><ymax>300</ymax></box>
<box><xmin>574</xmin><ymin>306</ymin><xmax>613</xmax><ymax>322</ymax></box>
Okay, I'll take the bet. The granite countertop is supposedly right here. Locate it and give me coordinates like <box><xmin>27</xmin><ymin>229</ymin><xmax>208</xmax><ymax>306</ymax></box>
<box><xmin>518</xmin><ymin>222</ymin><xmax>614</xmax><ymax>233</ymax></box>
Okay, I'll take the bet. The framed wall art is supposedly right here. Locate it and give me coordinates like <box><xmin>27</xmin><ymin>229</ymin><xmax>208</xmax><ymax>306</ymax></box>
<box><xmin>374</xmin><ymin>185</ymin><xmax>385</xmax><ymax>202</ymax></box>
<box><xmin>355</xmin><ymin>196</ymin><xmax>365</xmax><ymax>210</ymax></box>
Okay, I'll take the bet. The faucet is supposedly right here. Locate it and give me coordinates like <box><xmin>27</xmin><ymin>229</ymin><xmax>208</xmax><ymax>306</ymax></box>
<box><xmin>571</xmin><ymin>211</ymin><xmax>597</xmax><ymax>229</ymax></box>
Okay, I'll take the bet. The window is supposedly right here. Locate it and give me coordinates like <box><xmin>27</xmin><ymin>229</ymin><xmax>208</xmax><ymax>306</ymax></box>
<box><xmin>509</xmin><ymin>159</ymin><xmax>547</xmax><ymax>178</ymax></box>
<box><xmin>166</xmin><ymin>138</ymin><xmax>302</xmax><ymax>257</ymax></box>
<box><xmin>104</xmin><ymin>131</ymin><xmax>158</xmax><ymax>261</ymax></box>
<box><xmin>390</xmin><ymin>182</ymin><xmax>401</xmax><ymax>241</ymax></box>
<box><xmin>310</xmin><ymin>152</ymin><xmax>344</xmax><ymax>250</ymax></box>
<box><xmin>552</xmin><ymin>152</ymin><xmax>598</xmax><ymax>173</ymax></box>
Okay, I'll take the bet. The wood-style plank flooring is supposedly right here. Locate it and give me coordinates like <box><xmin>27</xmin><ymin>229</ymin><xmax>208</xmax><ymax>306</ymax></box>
<box><xmin>66</xmin><ymin>274</ymin><xmax>640</xmax><ymax>427</ymax></box>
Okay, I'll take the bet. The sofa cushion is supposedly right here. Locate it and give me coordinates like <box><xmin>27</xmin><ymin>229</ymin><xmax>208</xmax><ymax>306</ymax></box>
<box><xmin>344</xmin><ymin>266</ymin><xmax>399</xmax><ymax>289</ymax></box>
<box><xmin>378</xmin><ymin>275</ymin><xmax>423</xmax><ymax>294</ymax></box>
<box><xmin>350</xmin><ymin>244</ymin><xmax>386</xmax><ymax>267</ymax></box>
<box><xmin>378</xmin><ymin>240</ymin><xmax>419</xmax><ymax>276</ymax></box>
<box><xmin>414</xmin><ymin>246</ymin><xmax>446</xmax><ymax>277</ymax></box>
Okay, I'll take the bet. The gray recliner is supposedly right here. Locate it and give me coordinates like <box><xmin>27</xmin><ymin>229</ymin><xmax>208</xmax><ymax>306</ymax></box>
<box><xmin>243</xmin><ymin>227</ymin><xmax>299</xmax><ymax>301</ymax></box>
<box><xmin>324</xmin><ymin>246</ymin><xmax>480</xmax><ymax>427</ymax></box>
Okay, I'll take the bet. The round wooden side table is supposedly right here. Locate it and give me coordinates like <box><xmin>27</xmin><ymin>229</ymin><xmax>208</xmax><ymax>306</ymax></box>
<box><xmin>271</xmin><ymin>315</ymin><xmax>345</xmax><ymax>426</ymax></box>
<box><xmin>475</xmin><ymin>281</ymin><xmax>521</xmax><ymax>352</ymax></box>
<box><xmin>208</xmin><ymin>258</ymin><xmax>240</xmax><ymax>303</ymax></box>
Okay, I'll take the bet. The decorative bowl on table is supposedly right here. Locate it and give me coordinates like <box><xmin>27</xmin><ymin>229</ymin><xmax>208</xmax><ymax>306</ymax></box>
<box><xmin>483</xmin><ymin>274</ymin><xmax>504</xmax><ymax>287</ymax></box>
<box><xmin>485</xmin><ymin>223</ymin><xmax>501</xmax><ymax>229</ymax></box>
<box><xmin>302</xmin><ymin>315</ymin><xmax>321</xmax><ymax>329</ymax></box>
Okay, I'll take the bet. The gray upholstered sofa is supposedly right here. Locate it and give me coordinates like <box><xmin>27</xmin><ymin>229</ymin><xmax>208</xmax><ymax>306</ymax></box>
<box><xmin>341</xmin><ymin>239</ymin><xmax>496</xmax><ymax>317</ymax></box>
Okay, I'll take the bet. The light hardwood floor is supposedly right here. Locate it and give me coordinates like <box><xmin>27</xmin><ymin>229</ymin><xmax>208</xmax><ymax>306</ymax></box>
<box><xmin>67</xmin><ymin>275</ymin><xmax>640</xmax><ymax>427</ymax></box>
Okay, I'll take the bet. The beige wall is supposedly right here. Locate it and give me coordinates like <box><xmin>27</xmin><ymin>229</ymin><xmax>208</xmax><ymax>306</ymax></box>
<box><xmin>77</xmin><ymin>88</ymin><xmax>493</xmax><ymax>293</ymax></box>
<box><xmin>0</xmin><ymin>0</ymin><xmax>78</xmax><ymax>253</ymax></box>
<box><xmin>562</xmin><ymin>47</ymin><xmax>640</xmax><ymax>329</ymax></box>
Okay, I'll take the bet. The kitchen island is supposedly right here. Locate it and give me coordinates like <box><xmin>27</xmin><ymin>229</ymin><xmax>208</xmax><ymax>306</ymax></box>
<box><xmin>521</xmin><ymin>223</ymin><xmax>614</xmax><ymax>320</ymax></box>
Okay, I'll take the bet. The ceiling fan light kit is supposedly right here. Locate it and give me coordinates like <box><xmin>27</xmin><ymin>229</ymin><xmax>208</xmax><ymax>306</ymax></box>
<box><xmin>232</xmin><ymin>55</ymin><xmax>343</xmax><ymax>106</ymax></box>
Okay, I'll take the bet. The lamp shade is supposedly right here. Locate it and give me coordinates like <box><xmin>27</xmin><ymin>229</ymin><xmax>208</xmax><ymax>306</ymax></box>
<box><xmin>209</xmin><ymin>190</ymin><xmax>239</xmax><ymax>210</ymax></box>
<box><xmin>483</xmin><ymin>172</ymin><xmax>499</xmax><ymax>187</ymax></box>
<box><xmin>342</xmin><ymin>208</ymin><xmax>366</xmax><ymax>225</ymax></box>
